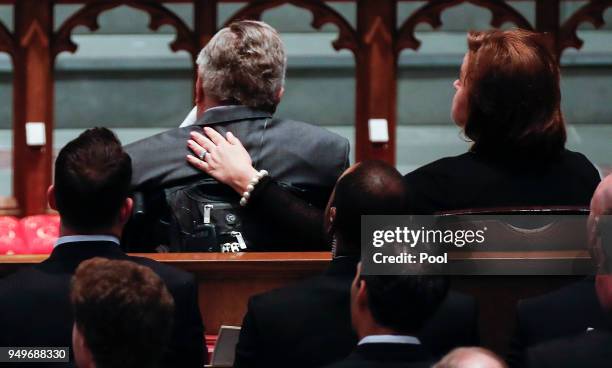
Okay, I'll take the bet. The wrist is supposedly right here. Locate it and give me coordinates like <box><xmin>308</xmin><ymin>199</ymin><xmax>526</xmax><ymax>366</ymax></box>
<box><xmin>232</xmin><ymin>167</ymin><xmax>259</xmax><ymax>194</ymax></box>
<box><xmin>239</xmin><ymin>170</ymin><xmax>270</xmax><ymax>207</ymax></box>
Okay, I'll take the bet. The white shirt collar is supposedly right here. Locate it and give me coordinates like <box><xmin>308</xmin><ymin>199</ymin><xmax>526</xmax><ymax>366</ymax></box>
<box><xmin>358</xmin><ymin>335</ymin><xmax>421</xmax><ymax>346</ymax></box>
<box><xmin>54</xmin><ymin>235</ymin><xmax>120</xmax><ymax>248</ymax></box>
<box><xmin>205</xmin><ymin>105</ymin><xmax>241</xmax><ymax>113</ymax></box>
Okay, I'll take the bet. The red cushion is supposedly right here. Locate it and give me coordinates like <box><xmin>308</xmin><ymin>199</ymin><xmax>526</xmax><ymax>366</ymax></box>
<box><xmin>0</xmin><ymin>216</ymin><xmax>25</xmax><ymax>255</ymax></box>
<box><xmin>21</xmin><ymin>215</ymin><xmax>60</xmax><ymax>254</ymax></box>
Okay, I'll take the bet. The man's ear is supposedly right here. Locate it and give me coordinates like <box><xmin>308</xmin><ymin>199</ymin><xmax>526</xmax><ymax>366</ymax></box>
<box><xmin>326</xmin><ymin>206</ymin><xmax>337</xmax><ymax>236</ymax></box>
<box><xmin>195</xmin><ymin>74</ymin><xmax>206</xmax><ymax>117</ymax></box>
<box><xmin>72</xmin><ymin>323</ymin><xmax>95</xmax><ymax>368</ymax></box>
<box><xmin>47</xmin><ymin>185</ymin><xmax>57</xmax><ymax>211</ymax></box>
<box><xmin>355</xmin><ymin>274</ymin><xmax>368</xmax><ymax>310</ymax></box>
<box><xmin>118</xmin><ymin>197</ymin><xmax>134</xmax><ymax>226</ymax></box>
<box><xmin>276</xmin><ymin>87</ymin><xmax>284</xmax><ymax>103</ymax></box>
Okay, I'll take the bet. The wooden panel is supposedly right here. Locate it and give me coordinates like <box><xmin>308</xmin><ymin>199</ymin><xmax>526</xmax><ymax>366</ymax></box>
<box><xmin>355</xmin><ymin>0</ymin><xmax>397</xmax><ymax>164</ymax></box>
<box><xmin>12</xmin><ymin>0</ymin><xmax>54</xmax><ymax>216</ymax></box>
<box><xmin>0</xmin><ymin>252</ymin><xmax>331</xmax><ymax>334</ymax></box>
<box><xmin>0</xmin><ymin>250</ymin><xmax>594</xmax><ymax>355</ymax></box>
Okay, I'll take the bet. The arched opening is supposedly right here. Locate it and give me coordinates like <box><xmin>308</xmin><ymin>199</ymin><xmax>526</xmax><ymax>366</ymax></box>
<box><xmin>0</xmin><ymin>5</ymin><xmax>14</xmax><ymax>209</ymax></box>
<box><xmin>560</xmin><ymin>6</ymin><xmax>612</xmax><ymax>176</ymax></box>
<box><xmin>53</xmin><ymin>4</ymin><xmax>193</xmax><ymax>152</ymax></box>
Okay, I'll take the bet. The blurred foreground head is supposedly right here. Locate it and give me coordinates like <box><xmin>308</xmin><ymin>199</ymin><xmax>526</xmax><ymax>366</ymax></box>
<box><xmin>434</xmin><ymin>347</ymin><xmax>507</xmax><ymax>368</ymax></box>
<box><xmin>71</xmin><ymin>257</ymin><xmax>175</xmax><ymax>368</ymax></box>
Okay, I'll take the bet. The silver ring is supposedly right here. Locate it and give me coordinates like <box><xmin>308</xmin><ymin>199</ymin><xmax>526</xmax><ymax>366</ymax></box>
<box><xmin>198</xmin><ymin>149</ymin><xmax>208</xmax><ymax>161</ymax></box>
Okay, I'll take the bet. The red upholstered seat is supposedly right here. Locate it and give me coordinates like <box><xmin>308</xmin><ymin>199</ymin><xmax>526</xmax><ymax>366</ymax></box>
<box><xmin>21</xmin><ymin>215</ymin><xmax>60</xmax><ymax>254</ymax></box>
<box><xmin>206</xmin><ymin>334</ymin><xmax>217</xmax><ymax>356</ymax></box>
<box><xmin>0</xmin><ymin>215</ymin><xmax>60</xmax><ymax>255</ymax></box>
<box><xmin>0</xmin><ymin>216</ymin><xmax>25</xmax><ymax>255</ymax></box>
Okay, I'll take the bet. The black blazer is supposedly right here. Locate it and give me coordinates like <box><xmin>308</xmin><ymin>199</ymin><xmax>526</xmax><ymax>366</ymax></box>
<box><xmin>0</xmin><ymin>241</ymin><xmax>205</xmax><ymax>368</ymax></box>
<box><xmin>323</xmin><ymin>343</ymin><xmax>433</xmax><ymax>368</ymax></box>
<box><xmin>403</xmin><ymin>150</ymin><xmax>600</xmax><ymax>213</ymax></box>
<box><xmin>124</xmin><ymin>105</ymin><xmax>350</xmax><ymax>251</ymax></box>
<box><xmin>234</xmin><ymin>257</ymin><xmax>478</xmax><ymax>368</ymax></box>
<box><xmin>508</xmin><ymin>278</ymin><xmax>607</xmax><ymax>367</ymax></box>
<box><xmin>527</xmin><ymin>329</ymin><xmax>612</xmax><ymax>368</ymax></box>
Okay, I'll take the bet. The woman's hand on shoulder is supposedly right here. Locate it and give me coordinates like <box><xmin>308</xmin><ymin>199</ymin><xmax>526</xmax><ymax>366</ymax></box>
<box><xmin>187</xmin><ymin>127</ymin><xmax>258</xmax><ymax>194</ymax></box>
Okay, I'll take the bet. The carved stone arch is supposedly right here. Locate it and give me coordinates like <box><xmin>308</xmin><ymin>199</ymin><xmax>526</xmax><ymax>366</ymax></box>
<box><xmin>397</xmin><ymin>0</ymin><xmax>533</xmax><ymax>53</ymax></box>
<box><xmin>559</xmin><ymin>0</ymin><xmax>612</xmax><ymax>54</ymax></box>
<box><xmin>225</xmin><ymin>0</ymin><xmax>358</xmax><ymax>54</ymax></box>
<box><xmin>0</xmin><ymin>21</ymin><xmax>14</xmax><ymax>57</ymax></box>
<box><xmin>53</xmin><ymin>0</ymin><xmax>197</xmax><ymax>59</ymax></box>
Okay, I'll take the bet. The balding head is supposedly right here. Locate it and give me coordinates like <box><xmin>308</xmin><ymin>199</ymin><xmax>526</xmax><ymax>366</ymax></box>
<box><xmin>588</xmin><ymin>174</ymin><xmax>612</xmax><ymax>313</ymax></box>
<box><xmin>588</xmin><ymin>175</ymin><xmax>612</xmax><ymax>270</ymax></box>
<box><xmin>434</xmin><ymin>347</ymin><xmax>507</xmax><ymax>368</ymax></box>
<box><xmin>327</xmin><ymin>160</ymin><xmax>406</xmax><ymax>255</ymax></box>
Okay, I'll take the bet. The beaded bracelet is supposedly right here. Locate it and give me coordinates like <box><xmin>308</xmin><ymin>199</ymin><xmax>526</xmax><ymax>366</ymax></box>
<box><xmin>239</xmin><ymin>170</ymin><xmax>269</xmax><ymax>207</ymax></box>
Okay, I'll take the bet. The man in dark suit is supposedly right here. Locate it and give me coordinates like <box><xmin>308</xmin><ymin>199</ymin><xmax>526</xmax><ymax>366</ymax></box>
<box><xmin>124</xmin><ymin>20</ymin><xmax>349</xmax><ymax>251</ymax></box>
<box><xmin>510</xmin><ymin>174</ymin><xmax>612</xmax><ymax>368</ymax></box>
<box><xmin>0</xmin><ymin>128</ymin><xmax>205</xmax><ymax>368</ymax></box>
<box><xmin>234</xmin><ymin>161</ymin><xmax>479</xmax><ymax>368</ymax></box>
<box><xmin>324</xmin><ymin>264</ymin><xmax>448</xmax><ymax>368</ymax></box>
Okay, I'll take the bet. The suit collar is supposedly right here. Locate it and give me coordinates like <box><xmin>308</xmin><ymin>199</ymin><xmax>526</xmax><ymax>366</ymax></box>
<box><xmin>325</xmin><ymin>256</ymin><xmax>359</xmax><ymax>277</ymax></box>
<box><xmin>42</xmin><ymin>241</ymin><xmax>128</xmax><ymax>273</ymax></box>
<box><xmin>352</xmin><ymin>342</ymin><xmax>431</xmax><ymax>363</ymax></box>
<box><xmin>196</xmin><ymin>105</ymin><xmax>272</xmax><ymax>126</ymax></box>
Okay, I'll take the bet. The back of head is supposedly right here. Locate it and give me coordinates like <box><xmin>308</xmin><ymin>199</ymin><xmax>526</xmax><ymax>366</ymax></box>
<box><xmin>196</xmin><ymin>20</ymin><xmax>286</xmax><ymax>112</ymax></box>
<box><xmin>434</xmin><ymin>347</ymin><xmax>507</xmax><ymax>368</ymax></box>
<box><xmin>54</xmin><ymin>127</ymin><xmax>131</xmax><ymax>233</ymax></box>
<box><xmin>463</xmin><ymin>29</ymin><xmax>566</xmax><ymax>161</ymax></box>
<box><xmin>71</xmin><ymin>257</ymin><xmax>175</xmax><ymax>368</ymax></box>
<box><xmin>589</xmin><ymin>175</ymin><xmax>612</xmax><ymax>314</ymax></box>
<box><xmin>361</xmin><ymin>273</ymin><xmax>448</xmax><ymax>335</ymax></box>
<box><xmin>332</xmin><ymin>161</ymin><xmax>406</xmax><ymax>253</ymax></box>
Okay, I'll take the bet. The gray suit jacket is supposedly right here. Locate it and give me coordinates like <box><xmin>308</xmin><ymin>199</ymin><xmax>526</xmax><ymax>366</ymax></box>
<box><xmin>124</xmin><ymin>105</ymin><xmax>350</xmax><ymax>250</ymax></box>
<box><xmin>127</xmin><ymin>105</ymin><xmax>349</xmax><ymax>196</ymax></box>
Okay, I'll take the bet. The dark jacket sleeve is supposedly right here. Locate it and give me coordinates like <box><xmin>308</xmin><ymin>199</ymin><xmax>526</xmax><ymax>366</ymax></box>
<box><xmin>507</xmin><ymin>300</ymin><xmax>529</xmax><ymax>368</ymax></box>
<box><xmin>162</xmin><ymin>273</ymin><xmax>206</xmax><ymax>368</ymax></box>
<box><xmin>247</xmin><ymin>177</ymin><xmax>326</xmax><ymax>249</ymax></box>
<box><xmin>234</xmin><ymin>297</ymin><xmax>263</xmax><ymax>368</ymax></box>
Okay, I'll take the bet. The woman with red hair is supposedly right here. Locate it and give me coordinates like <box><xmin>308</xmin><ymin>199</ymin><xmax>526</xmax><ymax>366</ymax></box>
<box><xmin>404</xmin><ymin>29</ymin><xmax>600</xmax><ymax>213</ymax></box>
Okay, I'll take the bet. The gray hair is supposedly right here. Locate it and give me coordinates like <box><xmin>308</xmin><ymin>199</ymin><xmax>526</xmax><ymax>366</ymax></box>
<box><xmin>196</xmin><ymin>20</ymin><xmax>287</xmax><ymax>111</ymax></box>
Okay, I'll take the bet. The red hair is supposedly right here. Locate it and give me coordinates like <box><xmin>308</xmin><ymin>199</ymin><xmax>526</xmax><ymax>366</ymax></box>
<box><xmin>463</xmin><ymin>29</ymin><xmax>566</xmax><ymax>160</ymax></box>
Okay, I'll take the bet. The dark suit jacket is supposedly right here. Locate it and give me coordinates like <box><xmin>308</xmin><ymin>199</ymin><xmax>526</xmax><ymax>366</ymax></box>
<box><xmin>527</xmin><ymin>329</ymin><xmax>612</xmax><ymax>368</ymax></box>
<box><xmin>234</xmin><ymin>257</ymin><xmax>478</xmax><ymax>368</ymax></box>
<box><xmin>124</xmin><ymin>105</ymin><xmax>350</xmax><ymax>250</ymax></box>
<box><xmin>508</xmin><ymin>278</ymin><xmax>607</xmax><ymax>367</ymax></box>
<box><xmin>323</xmin><ymin>343</ymin><xmax>433</xmax><ymax>368</ymax></box>
<box><xmin>403</xmin><ymin>150</ymin><xmax>600</xmax><ymax>213</ymax></box>
<box><xmin>0</xmin><ymin>241</ymin><xmax>205</xmax><ymax>368</ymax></box>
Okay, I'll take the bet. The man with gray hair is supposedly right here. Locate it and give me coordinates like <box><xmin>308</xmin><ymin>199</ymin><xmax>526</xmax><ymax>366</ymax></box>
<box><xmin>124</xmin><ymin>20</ymin><xmax>349</xmax><ymax>251</ymax></box>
